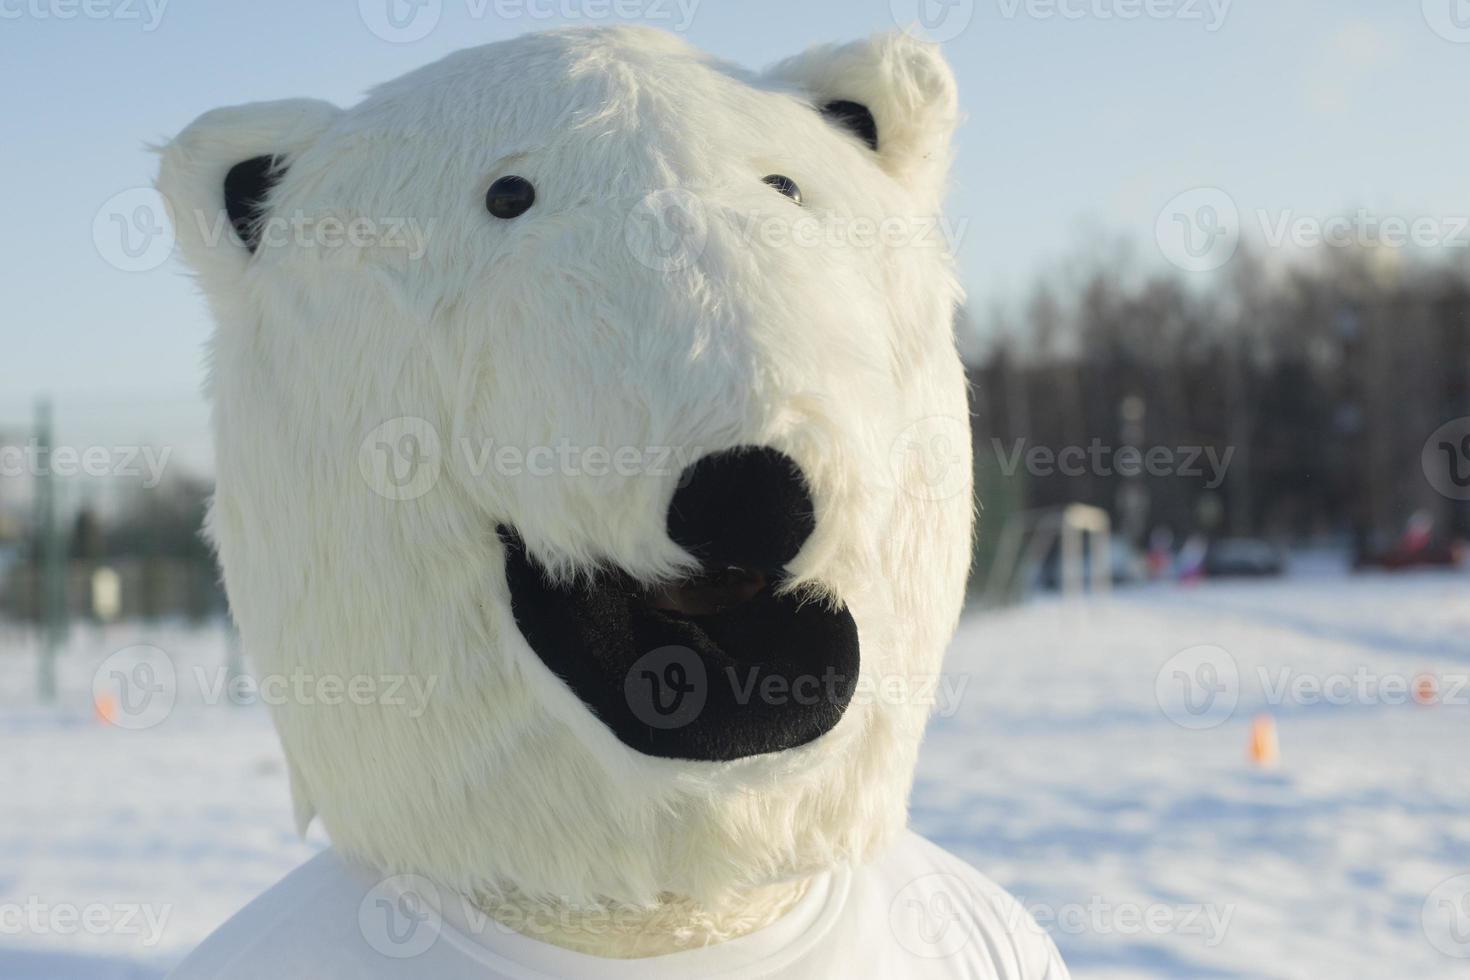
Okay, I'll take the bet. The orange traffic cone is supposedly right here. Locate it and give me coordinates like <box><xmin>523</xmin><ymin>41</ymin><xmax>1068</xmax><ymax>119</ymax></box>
<box><xmin>1248</xmin><ymin>713</ymin><xmax>1279</xmax><ymax>767</ymax></box>
<box><xmin>94</xmin><ymin>693</ymin><xmax>118</xmax><ymax>725</ymax></box>
<box><xmin>1413</xmin><ymin>673</ymin><xmax>1438</xmax><ymax>706</ymax></box>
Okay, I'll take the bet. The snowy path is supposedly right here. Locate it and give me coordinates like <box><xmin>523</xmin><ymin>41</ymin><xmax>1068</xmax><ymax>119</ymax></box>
<box><xmin>3</xmin><ymin>563</ymin><xmax>1468</xmax><ymax>977</ymax></box>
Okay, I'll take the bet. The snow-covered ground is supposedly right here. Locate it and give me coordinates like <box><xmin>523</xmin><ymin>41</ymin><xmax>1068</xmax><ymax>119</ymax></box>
<box><xmin>3</xmin><ymin>558</ymin><xmax>1468</xmax><ymax>978</ymax></box>
<box><xmin>915</xmin><ymin>558</ymin><xmax>1470</xmax><ymax>979</ymax></box>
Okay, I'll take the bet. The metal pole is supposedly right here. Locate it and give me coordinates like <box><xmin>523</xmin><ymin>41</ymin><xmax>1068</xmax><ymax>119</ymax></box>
<box><xmin>34</xmin><ymin>398</ymin><xmax>64</xmax><ymax>702</ymax></box>
<box><xmin>1060</xmin><ymin>517</ymin><xmax>1082</xmax><ymax>598</ymax></box>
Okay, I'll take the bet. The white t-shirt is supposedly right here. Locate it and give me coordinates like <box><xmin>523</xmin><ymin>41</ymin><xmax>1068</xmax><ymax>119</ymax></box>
<box><xmin>167</xmin><ymin>830</ymin><xmax>1068</xmax><ymax>979</ymax></box>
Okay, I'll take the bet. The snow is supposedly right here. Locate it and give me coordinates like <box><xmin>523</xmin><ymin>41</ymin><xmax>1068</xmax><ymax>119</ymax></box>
<box><xmin>0</xmin><ymin>624</ymin><xmax>323</xmax><ymax>979</ymax></box>
<box><xmin>915</xmin><ymin>560</ymin><xmax>1470</xmax><ymax>978</ymax></box>
<box><xmin>3</xmin><ymin>559</ymin><xmax>1468</xmax><ymax>978</ymax></box>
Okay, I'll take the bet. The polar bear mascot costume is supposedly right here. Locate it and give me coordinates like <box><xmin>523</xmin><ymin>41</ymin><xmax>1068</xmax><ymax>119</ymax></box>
<box><xmin>158</xmin><ymin>25</ymin><xmax>1067</xmax><ymax>979</ymax></box>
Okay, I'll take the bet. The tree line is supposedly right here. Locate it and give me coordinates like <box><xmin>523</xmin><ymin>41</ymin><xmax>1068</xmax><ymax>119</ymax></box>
<box><xmin>964</xmin><ymin>242</ymin><xmax>1470</xmax><ymax>562</ymax></box>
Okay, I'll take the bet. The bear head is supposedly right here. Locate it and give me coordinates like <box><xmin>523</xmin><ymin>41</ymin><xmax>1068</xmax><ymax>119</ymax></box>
<box><xmin>156</xmin><ymin>25</ymin><xmax>972</xmax><ymax>909</ymax></box>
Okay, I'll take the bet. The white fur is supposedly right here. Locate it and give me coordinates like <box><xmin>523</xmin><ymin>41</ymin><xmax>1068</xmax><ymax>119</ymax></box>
<box><xmin>157</xmin><ymin>26</ymin><xmax>971</xmax><ymax>914</ymax></box>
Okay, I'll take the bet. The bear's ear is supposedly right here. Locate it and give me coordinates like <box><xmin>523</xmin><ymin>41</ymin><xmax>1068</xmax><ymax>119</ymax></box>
<box><xmin>156</xmin><ymin>99</ymin><xmax>341</xmax><ymax>284</ymax></box>
<box><xmin>765</xmin><ymin>32</ymin><xmax>958</xmax><ymax>203</ymax></box>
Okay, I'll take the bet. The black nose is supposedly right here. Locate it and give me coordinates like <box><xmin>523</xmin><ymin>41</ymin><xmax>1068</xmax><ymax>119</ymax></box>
<box><xmin>667</xmin><ymin>447</ymin><xmax>815</xmax><ymax>573</ymax></box>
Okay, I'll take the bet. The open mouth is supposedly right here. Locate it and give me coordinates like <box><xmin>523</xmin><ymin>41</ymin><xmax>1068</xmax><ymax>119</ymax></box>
<box><xmin>499</xmin><ymin>447</ymin><xmax>860</xmax><ymax>762</ymax></box>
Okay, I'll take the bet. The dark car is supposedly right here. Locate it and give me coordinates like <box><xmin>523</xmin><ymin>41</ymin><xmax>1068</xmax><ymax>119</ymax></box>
<box><xmin>1203</xmin><ymin>538</ymin><xmax>1285</xmax><ymax>578</ymax></box>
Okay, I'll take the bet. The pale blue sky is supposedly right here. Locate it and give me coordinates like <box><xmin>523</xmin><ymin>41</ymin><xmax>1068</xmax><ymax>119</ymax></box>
<box><xmin>2</xmin><ymin>0</ymin><xmax>1466</xmax><ymax>473</ymax></box>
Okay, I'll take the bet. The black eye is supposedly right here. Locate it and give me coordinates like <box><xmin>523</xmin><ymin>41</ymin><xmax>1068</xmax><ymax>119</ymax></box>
<box><xmin>762</xmin><ymin>174</ymin><xmax>802</xmax><ymax>206</ymax></box>
<box><xmin>486</xmin><ymin>176</ymin><xmax>535</xmax><ymax>219</ymax></box>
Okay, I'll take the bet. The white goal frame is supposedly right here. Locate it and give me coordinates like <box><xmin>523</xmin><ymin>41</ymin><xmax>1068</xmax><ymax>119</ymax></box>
<box><xmin>982</xmin><ymin>503</ymin><xmax>1113</xmax><ymax>604</ymax></box>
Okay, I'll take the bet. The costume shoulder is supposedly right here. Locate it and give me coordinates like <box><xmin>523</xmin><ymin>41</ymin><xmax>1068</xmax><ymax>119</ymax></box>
<box><xmin>854</xmin><ymin>829</ymin><xmax>1070</xmax><ymax>980</ymax></box>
